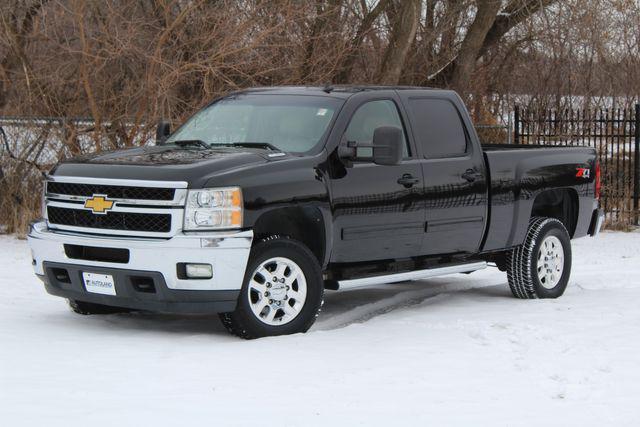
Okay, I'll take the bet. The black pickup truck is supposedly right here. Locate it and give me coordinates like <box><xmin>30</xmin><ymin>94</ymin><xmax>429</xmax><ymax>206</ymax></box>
<box><xmin>27</xmin><ymin>86</ymin><xmax>603</xmax><ymax>338</ymax></box>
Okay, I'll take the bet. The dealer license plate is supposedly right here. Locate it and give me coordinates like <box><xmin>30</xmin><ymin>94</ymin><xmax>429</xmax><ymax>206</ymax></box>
<box><xmin>82</xmin><ymin>272</ymin><xmax>116</xmax><ymax>296</ymax></box>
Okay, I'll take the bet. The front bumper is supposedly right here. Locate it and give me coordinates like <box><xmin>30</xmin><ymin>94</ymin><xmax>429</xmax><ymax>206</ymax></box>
<box><xmin>27</xmin><ymin>221</ymin><xmax>253</xmax><ymax>313</ymax></box>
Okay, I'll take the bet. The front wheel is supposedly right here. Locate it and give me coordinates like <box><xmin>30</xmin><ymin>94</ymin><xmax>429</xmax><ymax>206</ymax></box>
<box><xmin>219</xmin><ymin>236</ymin><xmax>324</xmax><ymax>339</ymax></box>
<box><xmin>506</xmin><ymin>217</ymin><xmax>572</xmax><ymax>299</ymax></box>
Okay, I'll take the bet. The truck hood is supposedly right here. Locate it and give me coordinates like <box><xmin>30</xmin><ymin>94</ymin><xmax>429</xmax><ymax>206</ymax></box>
<box><xmin>49</xmin><ymin>145</ymin><xmax>281</xmax><ymax>188</ymax></box>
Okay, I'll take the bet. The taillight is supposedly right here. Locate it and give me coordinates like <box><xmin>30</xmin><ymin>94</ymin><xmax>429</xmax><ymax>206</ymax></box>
<box><xmin>594</xmin><ymin>161</ymin><xmax>601</xmax><ymax>200</ymax></box>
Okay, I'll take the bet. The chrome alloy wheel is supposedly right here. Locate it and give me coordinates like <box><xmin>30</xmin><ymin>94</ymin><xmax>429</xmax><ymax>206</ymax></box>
<box><xmin>537</xmin><ymin>235</ymin><xmax>564</xmax><ymax>289</ymax></box>
<box><xmin>247</xmin><ymin>257</ymin><xmax>308</xmax><ymax>326</ymax></box>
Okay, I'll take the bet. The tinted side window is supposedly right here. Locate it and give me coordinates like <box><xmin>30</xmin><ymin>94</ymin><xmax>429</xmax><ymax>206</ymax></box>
<box><xmin>407</xmin><ymin>98</ymin><xmax>467</xmax><ymax>157</ymax></box>
<box><xmin>344</xmin><ymin>100</ymin><xmax>409</xmax><ymax>157</ymax></box>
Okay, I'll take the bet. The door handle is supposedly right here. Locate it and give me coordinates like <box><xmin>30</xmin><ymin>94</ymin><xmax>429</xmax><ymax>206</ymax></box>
<box><xmin>461</xmin><ymin>169</ymin><xmax>482</xmax><ymax>182</ymax></box>
<box><xmin>397</xmin><ymin>174</ymin><xmax>420</xmax><ymax>188</ymax></box>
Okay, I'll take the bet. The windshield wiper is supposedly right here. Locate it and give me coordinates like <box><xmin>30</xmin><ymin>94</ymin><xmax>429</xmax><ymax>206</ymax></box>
<box><xmin>172</xmin><ymin>139</ymin><xmax>210</xmax><ymax>149</ymax></box>
<box><xmin>226</xmin><ymin>142</ymin><xmax>279</xmax><ymax>151</ymax></box>
<box><xmin>172</xmin><ymin>140</ymin><xmax>282</xmax><ymax>152</ymax></box>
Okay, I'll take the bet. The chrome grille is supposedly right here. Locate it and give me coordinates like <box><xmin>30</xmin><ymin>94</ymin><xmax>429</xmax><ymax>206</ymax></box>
<box><xmin>47</xmin><ymin>206</ymin><xmax>171</xmax><ymax>233</ymax></box>
<box><xmin>44</xmin><ymin>176</ymin><xmax>187</xmax><ymax>237</ymax></box>
<box><xmin>47</xmin><ymin>182</ymin><xmax>175</xmax><ymax>201</ymax></box>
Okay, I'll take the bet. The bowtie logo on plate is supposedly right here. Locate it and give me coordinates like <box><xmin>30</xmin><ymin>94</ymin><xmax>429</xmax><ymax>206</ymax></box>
<box><xmin>84</xmin><ymin>195</ymin><xmax>114</xmax><ymax>214</ymax></box>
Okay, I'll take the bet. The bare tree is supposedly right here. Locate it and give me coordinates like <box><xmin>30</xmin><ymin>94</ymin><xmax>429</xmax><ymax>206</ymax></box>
<box><xmin>333</xmin><ymin>0</ymin><xmax>390</xmax><ymax>83</ymax></box>
<box><xmin>430</xmin><ymin>0</ymin><xmax>560</xmax><ymax>90</ymax></box>
<box><xmin>448</xmin><ymin>0</ymin><xmax>502</xmax><ymax>93</ymax></box>
<box><xmin>0</xmin><ymin>0</ymin><xmax>638</xmax><ymax>233</ymax></box>
<box><xmin>376</xmin><ymin>0</ymin><xmax>421</xmax><ymax>84</ymax></box>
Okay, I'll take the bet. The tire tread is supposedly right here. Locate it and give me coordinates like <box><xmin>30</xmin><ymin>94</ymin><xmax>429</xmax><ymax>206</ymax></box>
<box><xmin>507</xmin><ymin>217</ymin><xmax>568</xmax><ymax>299</ymax></box>
<box><xmin>219</xmin><ymin>235</ymin><xmax>323</xmax><ymax>339</ymax></box>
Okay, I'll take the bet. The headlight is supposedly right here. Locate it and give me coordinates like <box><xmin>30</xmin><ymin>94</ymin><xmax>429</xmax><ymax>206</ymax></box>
<box><xmin>183</xmin><ymin>187</ymin><xmax>243</xmax><ymax>230</ymax></box>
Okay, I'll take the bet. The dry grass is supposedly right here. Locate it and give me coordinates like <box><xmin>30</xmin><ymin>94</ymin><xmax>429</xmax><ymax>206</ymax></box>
<box><xmin>0</xmin><ymin>160</ymin><xmax>43</xmax><ymax>236</ymax></box>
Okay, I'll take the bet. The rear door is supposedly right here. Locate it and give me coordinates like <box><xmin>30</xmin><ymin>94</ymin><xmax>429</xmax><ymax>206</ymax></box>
<box><xmin>398</xmin><ymin>92</ymin><xmax>488</xmax><ymax>255</ymax></box>
<box><xmin>328</xmin><ymin>94</ymin><xmax>425</xmax><ymax>263</ymax></box>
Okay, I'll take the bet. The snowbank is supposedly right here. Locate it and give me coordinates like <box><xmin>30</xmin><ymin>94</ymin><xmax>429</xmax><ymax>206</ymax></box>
<box><xmin>1</xmin><ymin>232</ymin><xmax>639</xmax><ymax>426</ymax></box>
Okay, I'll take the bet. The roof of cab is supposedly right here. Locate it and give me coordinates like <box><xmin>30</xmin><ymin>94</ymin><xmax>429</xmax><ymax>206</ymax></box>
<box><xmin>233</xmin><ymin>85</ymin><xmax>444</xmax><ymax>99</ymax></box>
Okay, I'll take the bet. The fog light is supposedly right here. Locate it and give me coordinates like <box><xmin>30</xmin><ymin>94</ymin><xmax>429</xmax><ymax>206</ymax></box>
<box><xmin>185</xmin><ymin>263</ymin><xmax>213</xmax><ymax>279</ymax></box>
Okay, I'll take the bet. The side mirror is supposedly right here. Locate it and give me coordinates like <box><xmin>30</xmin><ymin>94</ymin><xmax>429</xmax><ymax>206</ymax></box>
<box><xmin>371</xmin><ymin>126</ymin><xmax>403</xmax><ymax>166</ymax></box>
<box><xmin>155</xmin><ymin>120</ymin><xmax>171</xmax><ymax>145</ymax></box>
<box><xmin>339</xmin><ymin>126</ymin><xmax>404</xmax><ymax>166</ymax></box>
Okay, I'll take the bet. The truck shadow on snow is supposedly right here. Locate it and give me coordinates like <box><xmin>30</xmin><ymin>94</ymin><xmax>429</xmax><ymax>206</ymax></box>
<box><xmin>48</xmin><ymin>275</ymin><xmax>512</xmax><ymax>336</ymax></box>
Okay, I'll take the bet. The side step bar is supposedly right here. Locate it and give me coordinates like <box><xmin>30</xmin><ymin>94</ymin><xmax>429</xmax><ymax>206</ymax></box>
<box><xmin>337</xmin><ymin>261</ymin><xmax>487</xmax><ymax>288</ymax></box>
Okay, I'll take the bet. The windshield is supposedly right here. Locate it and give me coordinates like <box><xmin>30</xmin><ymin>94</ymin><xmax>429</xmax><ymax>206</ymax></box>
<box><xmin>166</xmin><ymin>94</ymin><xmax>342</xmax><ymax>153</ymax></box>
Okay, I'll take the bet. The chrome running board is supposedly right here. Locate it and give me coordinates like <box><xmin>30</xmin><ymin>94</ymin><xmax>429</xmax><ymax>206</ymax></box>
<box><xmin>337</xmin><ymin>261</ymin><xmax>487</xmax><ymax>288</ymax></box>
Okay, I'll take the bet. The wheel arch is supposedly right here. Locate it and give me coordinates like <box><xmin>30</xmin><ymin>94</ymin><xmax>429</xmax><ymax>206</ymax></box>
<box><xmin>251</xmin><ymin>206</ymin><xmax>330</xmax><ymax>267</ymax></box>
<box><xmin>530</xmin><ymin>188</ymin><xmax>579</xmax><ymax>237</ymax></box>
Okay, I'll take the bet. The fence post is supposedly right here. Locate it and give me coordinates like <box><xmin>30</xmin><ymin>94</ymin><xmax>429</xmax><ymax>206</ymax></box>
<box><xmin>634</xmin><ymin>103</ymin><xmax>640</xmax><ymax>226</ymax></box>
<box><xmin>514</xmin><ymin>106</ymin><xmax>520</xmax><ymax>144</ymax></box>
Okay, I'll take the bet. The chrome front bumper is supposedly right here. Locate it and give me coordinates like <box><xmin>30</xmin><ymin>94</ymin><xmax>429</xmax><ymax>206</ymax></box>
<box><xmin>27</xmin><ymin>221</ymin><xmax>253</xmax><ymax>291</ymax></box>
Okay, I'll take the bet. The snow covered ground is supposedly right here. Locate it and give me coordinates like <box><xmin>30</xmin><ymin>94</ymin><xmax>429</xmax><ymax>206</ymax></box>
<box><xmin>1</xmin><ymin>232</ymin><xmax>639</xmax><ymax>426</ymax></box>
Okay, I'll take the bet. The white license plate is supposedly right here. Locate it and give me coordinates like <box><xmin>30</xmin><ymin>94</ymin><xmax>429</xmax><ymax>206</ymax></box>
<box><xmin>82</xmin><ymin>272</ymin><xmax>116</xmax><ymax>296</ymax></box>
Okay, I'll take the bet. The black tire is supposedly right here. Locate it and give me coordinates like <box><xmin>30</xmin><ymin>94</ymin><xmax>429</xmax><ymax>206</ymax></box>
<box><xmin>506</xmin><ymin>217</ymin><xmax>572</xmax><ymax>299</ymax></box>
<box><xmin>68</xmin><ymin>299</ymin><xmax>132</xmax><ymax>315</ymax></box>
<box><xmin>219</xmin><ymin>236</ymin><xmax>324</xmax><ymax>339</ymax></box>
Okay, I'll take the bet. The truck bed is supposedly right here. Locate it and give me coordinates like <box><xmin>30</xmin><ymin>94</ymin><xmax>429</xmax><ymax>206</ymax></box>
<box><xmin>481</xmin><ymin>144</ymin><xmax>597</xmax><ymax>252</ymax></box>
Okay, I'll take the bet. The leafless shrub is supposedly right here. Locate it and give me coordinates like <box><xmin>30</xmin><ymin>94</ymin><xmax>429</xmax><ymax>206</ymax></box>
<box><xmin>0</xmin><ymin>0</ymin><xmax>638</xmax><ymax>233</ymax></box>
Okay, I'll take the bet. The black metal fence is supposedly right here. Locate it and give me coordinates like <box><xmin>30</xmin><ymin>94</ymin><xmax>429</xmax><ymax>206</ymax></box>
<box><xmin>514</xmin><ymin>105</ymin><xmax>640</xmax><ymax>226</ymax></box>
<box><xmin>2</xmin><ymin>111</ymin><xmax>639</xmax><ymax>232</ymax></box>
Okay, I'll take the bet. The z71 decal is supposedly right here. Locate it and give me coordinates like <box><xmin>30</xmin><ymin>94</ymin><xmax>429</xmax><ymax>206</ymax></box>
<box><xmin>576</xmin><ymin>167</ymin><xmax>591</xmax><ymax>178</ymax></box>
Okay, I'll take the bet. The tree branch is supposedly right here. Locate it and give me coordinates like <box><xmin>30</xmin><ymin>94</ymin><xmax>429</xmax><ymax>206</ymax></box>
<box><xmin>375</xmin><ymin>0</ymin><xmax>421</xmax><ymax>85</ymax></box>
<box><xmin>479</xmin><ymin>0</ymin><xmax>560</xmax><ymax>58</ymax></box>
<box><xmin>428</xmin><ymin>0</ymin><xmax>559</xmax><ymax>86</ymax></box>
<box><xmin>333</xmin><ymin>0</ymin><xmax>391</xmax><ymax>83</ymax></box>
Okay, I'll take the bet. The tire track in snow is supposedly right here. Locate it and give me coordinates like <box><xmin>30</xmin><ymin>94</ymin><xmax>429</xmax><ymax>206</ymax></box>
<box><xmin>314</xmin><ymin>274</ymin><xmax>504</xmax><ymax>331</ymax></box>
<box><xmin>315</xmin><ymin>289</ymin><xmax>451</xmax><ymax>331</ymax></box>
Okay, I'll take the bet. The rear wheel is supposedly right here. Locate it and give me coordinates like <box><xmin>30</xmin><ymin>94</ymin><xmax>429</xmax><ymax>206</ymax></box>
<box><xmin>219</xmin><ymin>236</ymin><xmax>324</xmax><ymax>339</ymax></box>
<box><xmin>507</xmin><ymin>217</ymin><xmax>572</xmax><ymax>299</ymax></box>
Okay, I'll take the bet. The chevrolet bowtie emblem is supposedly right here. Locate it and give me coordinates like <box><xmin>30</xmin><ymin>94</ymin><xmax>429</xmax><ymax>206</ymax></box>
<box><xmin>84</xmin><ymin>195</ymin><xmax>114</xmax><ymax>214</ymax></box>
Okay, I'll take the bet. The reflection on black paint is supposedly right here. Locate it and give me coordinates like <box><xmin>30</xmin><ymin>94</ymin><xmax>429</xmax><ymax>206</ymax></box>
<box><xmin>69</xmin><ymin>145</ymin><xmax>267</xmax><ymax>166</ymax></box>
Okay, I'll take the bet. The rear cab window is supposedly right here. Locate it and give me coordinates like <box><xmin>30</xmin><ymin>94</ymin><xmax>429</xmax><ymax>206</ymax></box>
<box><xmin>406</xmin><ymin>98</ymin><xmax>469</xmax><ymax>158</ymax></box>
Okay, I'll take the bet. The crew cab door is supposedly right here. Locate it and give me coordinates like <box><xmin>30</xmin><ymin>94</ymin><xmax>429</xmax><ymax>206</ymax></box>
<box><xmin>398</xmin><ymin>92</ymin><xmax>488</xmax><ymax>255</ymax></box>
<box><xmin>328</xmin><ymin>95</ymin><xmax>424</xmax><ymax>263</ymax></box>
